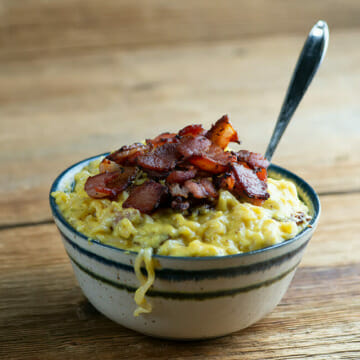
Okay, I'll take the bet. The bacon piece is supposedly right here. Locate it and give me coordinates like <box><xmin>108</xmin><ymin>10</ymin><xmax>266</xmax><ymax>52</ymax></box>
<box><xmin>166</xmin><ymin>169</ymin><xmax>197</xmax><ymax>184</ymax></box>
<box><xmin>144</xmin><ymin>169</ymin><xmax>169</xmax><ymax>179</ymax></box>
<box><xmin>206</xmin><ymin>115</ymin><xmax>240</xmax><ymax>149</ymax></box>
<box><xmin>85</xmin><ymin>167</ymin><xmax>138</xmax><ymax>199</ymax></box>
<box><xmin>171</xmin><ymin>197</ymin><xmax>190</xmax><ymax>211</ymax></box>
<box><xmin>177</xmin><ymin>136</ymin><xmax>212</xmax><ymax>158</ymax></box>
<box><xmin>178</xmin><ymin>124</ymin><xmax>206</xmax><ymax>137</ymax></box>
<box><xmin>137</xmin><ymin>143</ymin><xmax>180</xmax><ymax>172</ymax></box>
<box><xmin>187</xmin><ymin>144</ymin><xmax>235</xmax><ymax>174</ymax></box>
<box><xmin>184</xmin><ymin>179</ymin><xmax>218</xmax><ymax>199</ymax></box>
<box><xmin>107</xmin><ymin>143</ymin><xmax>148</xmax><ymax>166</ymax></box>
<box><xmin>169</xmin><ymin>183</ymin><xmax>189</xmax><ymax>198</ymax></box>
<box><xmin>146</xmin><ymin>132</ymin><xmax>178</xmax><ymax>148</ymax></box>
<box><xmin>231</xmin><ymin>163</ymin><xmax>269</xmax><ymax>201</ymax></box>
<box><xmin>216</xmin><ymin>172</ymin><xmax>236</xmax><ymax>191</ymax></box>
<box><xmin>188</xmin><ymin>155</ymin><xmax>228</xmax><ymax>174</ymax></box>
<box><xmin>184</xmin><ymin>180</ymin><xmax>207</xmax><ymax>199</ymax></box>
<box><xmin>99</xmin><ymin>158</ymin><xmax>122</xmax><ymax>173</ymax></box>
<box><xmin>200</xmin><ymin>178</ymin><xmax>218</xmax><ymax>198</ymax></box>
<box><xmin>123</xmin><ymin>180</ymin><xmax>166</xmax><ymax>214</ymax></box>
<box><xmin>238</xmin><ymin>161</ymin><xmax>251</xmax><ymax>170</ymax></box>
<box><xmin>236</xmin><ymin>150</ymin><xmax>270</xmax><ymax>170</ymax></box>
<box><xmin>208</xmin><ymin>143</ymin><xmax>237</xmax><ymax>163</ymax></box>
<box><xmin>256</xmin><ymin>167</ymin><xmax>268</xmax><ymax>182</ymax></box>
<box><xmin>236</xmin><ymin>160</ymin><xmax>267</xmax><ymax>182</ymax></box>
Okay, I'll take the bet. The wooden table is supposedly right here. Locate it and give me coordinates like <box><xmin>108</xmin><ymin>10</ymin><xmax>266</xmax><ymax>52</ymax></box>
<box><xmin>1</xmin><ymin>2</ymin><xmax>360</xmax><ymax>358</ymax></box>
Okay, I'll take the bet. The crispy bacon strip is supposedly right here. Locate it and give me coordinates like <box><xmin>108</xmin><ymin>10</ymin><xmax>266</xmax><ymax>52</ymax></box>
<box><xmin>188</xmin><ymin>155</ymin><xmax>228</xmax><ymax>174</ymax></box>
<box><xmin>206</xmin><ymin>115</ymin><xmax>240</xmax><ymax>149</ymax></box>
<box><xmin>208</xmin><ymin>144</ymin><xmax>237</xmax><ymax>163</ymax></box>
<box><xmin>177</xmin><ymin>136</ymin><xmax>212</xmax><ymax>158</ymax></box>
<box><xmin>236</xmin><ymin>150</ymin><xmax>270</xmax><ymax>170</ymax></box>
<box><xmin>107</xmin><ymin>143</ymin><xmax>148</xmax><ymax>166</ymax></box>
<box><xmin>256</xmin><ymin>167</ymin><xmax>267</xmax><ymax>182</ymax></box>
<box><xmin>199</xmin><ymin>178</ymin><xmax>218</xmax><ymax>198</ymax></box>
<box><xmin>123</xmin><ymin>180</ymin><xmax>166</xmax><ymax>214</ymax></box>
<box><xmin>166</xmin><ymin>169</ymin><xmax>197</xmax><ymax>184</ymax></box>
<box><xmin>187</xmin><ymin>144</ymin><xmax>235</xmax><ymax>174</ymax></box>
<box><xmin>137</xmin><ymin>143</ymin><xmax>179</xmax><ymax>172</ymax></box>
<box><xmin>99</xmin><ymin>158</ymin><xmax>122</xmax><ymax>173</ymax></box>
<box><xmin>217</xmin><ymin>172</ymin><xmax>236</xmax><ymax>191</ymax></box>
<box><xmin>232</xmin><ymin>163</ymin><xmax>269</xmax><ymax>201</ymax></box>
<box><xmin>184</xmin><ymin>178</ymin><xmax>218</xmax><ymax>199</ymax></box>
<box><xmin>178</xmin><ymin>124</ymin><xmax>206</xmax><ymax>137</ymax></box>
<box><xmin>169</xmin><ymin>183</ymin><xmax>189</xmax><ymax>198</ymax></box>
<box><xmin>85</xmin><ymin>167</ymin><xmax>137</xmax><ymax>199</ymax></box>
<box><xmin>146</xmin><ymin>132</ymin><xmax>178</xmax><ymax>148</ymax></box>
<box><xmin>143</xmin><ymin>169</ymin><xmax>169</xmax><ymax>179</ymax></box>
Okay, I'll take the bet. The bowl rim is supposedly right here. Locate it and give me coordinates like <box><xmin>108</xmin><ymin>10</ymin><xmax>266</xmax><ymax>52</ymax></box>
<box><xmin>49</xmin><ymin>153</ymin><xmax>320</xmax><ymax>262</ymax></box>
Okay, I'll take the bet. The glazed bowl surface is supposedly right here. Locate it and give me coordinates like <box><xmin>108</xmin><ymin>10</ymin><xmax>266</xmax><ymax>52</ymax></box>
<box><xmin>50</xmin><ymin>154</ymin><xmax>320</xmax><ymax>340</ymax></box>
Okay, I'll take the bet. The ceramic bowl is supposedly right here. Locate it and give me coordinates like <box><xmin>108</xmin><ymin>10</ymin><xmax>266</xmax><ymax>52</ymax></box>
<box><xmin>49</xmin><ymin>154</ymin><xmax>320</xmax><ymax>340</ymax></box>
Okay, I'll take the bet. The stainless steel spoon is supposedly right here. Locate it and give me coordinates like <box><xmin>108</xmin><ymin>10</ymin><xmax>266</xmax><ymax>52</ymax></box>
<box><xmin>265</xmin><ymin>20</ymin><xmax>329</xmax><ymax>162</ymax></box>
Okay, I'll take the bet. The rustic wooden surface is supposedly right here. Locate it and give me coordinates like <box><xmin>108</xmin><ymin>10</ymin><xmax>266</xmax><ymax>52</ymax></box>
<box><xmin>1</xmin><ymin>3</ymin><xmax>360</xmax><ymax>358</ymax></box>
<box><xmin>2</xmin><ymin>0</ymin><xmax>360</xmax><ymax>60</ymax></box>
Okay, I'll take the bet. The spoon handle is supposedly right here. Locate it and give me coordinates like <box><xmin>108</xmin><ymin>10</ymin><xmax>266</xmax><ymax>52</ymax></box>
<box><xmin>265</xmin><ymin>20</ymin><xmax>329</xmax><ymax>162</ymax></box>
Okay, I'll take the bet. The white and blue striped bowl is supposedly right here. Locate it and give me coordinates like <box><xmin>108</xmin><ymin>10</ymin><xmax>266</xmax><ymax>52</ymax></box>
<box><xmin>50</xmin><ymin>154</ymin><xmax>320</xmax><ymax>340</ymax></box>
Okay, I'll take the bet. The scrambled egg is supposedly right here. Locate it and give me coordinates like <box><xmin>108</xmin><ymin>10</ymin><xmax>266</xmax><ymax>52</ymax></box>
<box><xmin>52</xmin><ymin>159</ymin><xmax>311</xmax><ymax>257</ymax></box>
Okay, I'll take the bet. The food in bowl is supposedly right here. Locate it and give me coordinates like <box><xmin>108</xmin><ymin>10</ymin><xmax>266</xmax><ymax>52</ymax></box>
<box><xmin>52</xmin><ymin>116</ymin><xmax>312</xmax><ymax>319</ymax></box>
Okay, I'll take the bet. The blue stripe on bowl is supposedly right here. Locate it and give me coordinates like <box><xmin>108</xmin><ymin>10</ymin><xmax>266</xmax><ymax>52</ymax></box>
<box><xmin>69</xmin><ymin>252</ymin><xmax>300</xmax><ymax>300</ymax></box>
<box><xmin>61</xmin><ymin>229</ymin><xmax>308</xmax><ymax>281</ymax></box>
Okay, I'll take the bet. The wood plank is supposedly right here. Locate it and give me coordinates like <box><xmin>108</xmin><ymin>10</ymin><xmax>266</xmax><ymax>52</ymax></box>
<box><xmin>301</xmin><ymin>193</ymin><xmax>360</xmax><ymax>268</ymax></box>
<box><xmin>0</xmin><ymin>266</ymin><xmax>358</xmax><ymax>359</ymax></box>
<box><xmin>0</xmin><ymin>214</ymin><xmax>359</xmax><ymax>359</ymax></box>
<box><xmin>1</xmin><ymin>30</ymin><xmax>360</xmax><ymax>225</ymax></box>
<box><xmin>1</xmin><ymin>0</ymin><xmax>360</xmax><ymax>60</ymax></box>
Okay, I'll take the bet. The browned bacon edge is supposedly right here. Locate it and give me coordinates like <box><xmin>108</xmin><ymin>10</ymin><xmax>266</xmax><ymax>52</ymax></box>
<box><xmin>107</xmin><ymin>143</ymin><xmax>148</xmax><ymax>166</ymax></box>
<box><xmin>85</xmin><ymin>167</ymin><xmax>137</xmax><ymax>199</ymax></box>
<box><xmin>146</xmin><ymin>132</ymin><xmax>177</xmax><ymax>148</ymax></box>
<box><xmin>232</xmin><ymin>163</ymin><xmax>269</xmax><ymax>201</ymax></box>
<box><xmin>236</xmin><ymin>150</ymin><xmax>270</xmax><ymax>170</ymax></box>
<box><xmin>184</xmin><ymin>178</ymin><xmax>218</xmax><ymax>199</ymax></box>
<box><xmin>178</xmin><ymin>124</ymin><xmax>206</xmax><ymax>137</ymax></box>
<box><xmin>136</xmin><ymin>142</ymin><xmax>180</xmax><ymax>172</ymax></box>
<box><xmin>166</xmin><ymin>169</ymin><xmax>197</xmax><ymax>184</ymax></box>
<box><xmin>206</xmin><ymin>115</ymin><xmax>240</xmax><ymax>149</ymax></box>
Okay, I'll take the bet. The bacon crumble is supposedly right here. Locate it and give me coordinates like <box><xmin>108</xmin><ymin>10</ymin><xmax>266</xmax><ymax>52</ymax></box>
<box><xmin>85</xmin><ymin>167</ymin><xmax>137</xmax><ymax>199</ymax></box>
<box><xmin>107</xmin><ymin>143</ymin><xmax>148</xmax><ymax>166</ymax></box>
<box><xmin>136</xmin><ymin>142</ymin><xmax>180</xmax><ymax>172</ymax></box>
<box><xmin>236</xmin><ymin>150</ymin><xmax>270</xmax><ymax>170</ymax></box>
<box><xmin>123</xmin><ymin>180</ymin><xmax>167</xmax><ymax>214</ymax></box>
<box><xmin>85</xmin><ymin>115</ymin><xmax>270</xmax><ymax>212</ymax></box>
<box><xmin>166</xmin><ymin>169</ymin><xmax>197</xmax><ymax>184</ymax></box>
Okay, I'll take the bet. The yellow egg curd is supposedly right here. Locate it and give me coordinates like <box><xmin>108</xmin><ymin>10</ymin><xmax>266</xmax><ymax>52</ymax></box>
<box><xmin>52</xmin><ymin>159</ymin><xmax>311</xmax><ymax>257</ymax></box>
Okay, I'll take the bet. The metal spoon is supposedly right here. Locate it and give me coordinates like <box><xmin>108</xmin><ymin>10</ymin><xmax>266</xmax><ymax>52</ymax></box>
<box><xmin>265</xmin><ymin>20</ymin><xmax>329</xmax><ymax>162</ymax></box>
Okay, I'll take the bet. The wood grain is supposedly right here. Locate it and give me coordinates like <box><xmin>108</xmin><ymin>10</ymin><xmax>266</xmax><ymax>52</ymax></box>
<box><xmin>1</xmin><ymin>30</ymin><xmax>360</xmax><ymax>226</ymax></box>
<box><xmin>0</xmin><ymin>194</ymin><xmax>359</xmax><ymax>359</ymax></box>
<box><xmin>300</xmin><ymin>193</ymin><xmax>360</xmax><ymax>268</ymax></box>
<box><xmin>1</xmin><ymin>0</ymin><xmax>360</xmax><ymax>61</ymax></box>
<box><xmin>1</xmin><ymin>6</ymin><xmax>360</xmax><ymax>357</ymax></box>
<box><xmin>1</xmin><ymin>266</ymin><xmax>359</xmax><ymax>360</ymax></box>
